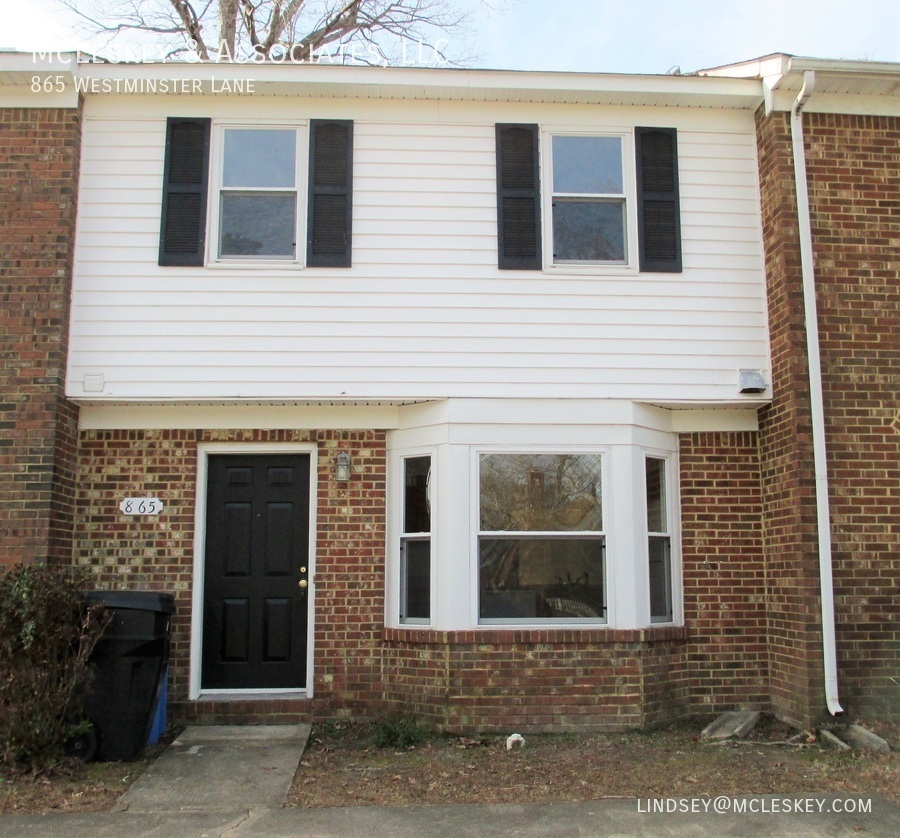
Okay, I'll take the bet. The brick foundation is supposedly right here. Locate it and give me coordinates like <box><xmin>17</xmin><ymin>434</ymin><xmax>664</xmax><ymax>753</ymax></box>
<box><xmin>382</xmin><ymin>628</ymin><xmax>689</xmax><ymax>732</ymax></box>
<box><xmin>0</xmin><ymin>107</ymin><xmax>82</xmax><ymax>568</ymax></box>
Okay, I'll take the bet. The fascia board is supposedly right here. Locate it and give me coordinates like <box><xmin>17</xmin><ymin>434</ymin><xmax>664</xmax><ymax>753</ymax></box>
<box><xmin>76</xmin><ymin>61</ymin><xmax>763</xmax><ymax>107</ymax></box>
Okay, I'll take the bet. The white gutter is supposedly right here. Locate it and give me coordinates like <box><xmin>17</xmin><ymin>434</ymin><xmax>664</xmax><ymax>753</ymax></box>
<box><xmin>789</xmin><ymin>70</ymin><xmax>844</xmax><ymax>717</ymax></box>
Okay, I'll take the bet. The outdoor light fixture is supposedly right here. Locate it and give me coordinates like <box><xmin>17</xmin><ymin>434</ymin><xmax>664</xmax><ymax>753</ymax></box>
<box><xmin>335</xmin><ymin>451</ymin><xmax>352</xmax><ymax>482</ymax></box>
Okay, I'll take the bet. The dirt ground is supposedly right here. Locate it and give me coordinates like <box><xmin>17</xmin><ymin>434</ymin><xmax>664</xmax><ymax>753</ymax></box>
<box><xmin>1</xmin><ymin>716</ymin><xmax>896</xmax><ymax>814</ymax></box>
<box><xmin>0</xmin><ymin>734</ymin><xmax>173</xmax><ymax>815</ymax></box>
<box><xmin>0</xmin><ymin>757</ymin><xmax>146</xmax><ymax>814</ymax></box>
<box><xmin>286</xmin><ymin>716</ymin><xmax>900</xmax><ymax>809</ymax></box>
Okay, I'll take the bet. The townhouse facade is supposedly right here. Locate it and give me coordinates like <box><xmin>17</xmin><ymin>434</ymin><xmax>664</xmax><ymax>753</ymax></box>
<box><xmin>1</xmin><ymin>52</ymin><xmax>896</xmax><ymax>730</ymax></box>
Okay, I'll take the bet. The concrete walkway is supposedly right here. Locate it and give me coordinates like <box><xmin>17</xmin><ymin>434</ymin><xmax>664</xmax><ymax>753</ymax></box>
<box><xmin>119</xmin><ymin>725</ymin><xmax>310</xmax><ymax>813</ymax></box>
<box><xmin>1</xmin><ymin>726</ymin><xmax>899</xmax><ymax>837</ymax></box>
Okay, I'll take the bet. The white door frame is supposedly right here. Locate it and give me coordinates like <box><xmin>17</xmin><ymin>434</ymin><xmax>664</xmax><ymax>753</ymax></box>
<box><xmin>190</xmin><ymin>442</ymin><xmax>318</xmax><ymax>700</ymax></box>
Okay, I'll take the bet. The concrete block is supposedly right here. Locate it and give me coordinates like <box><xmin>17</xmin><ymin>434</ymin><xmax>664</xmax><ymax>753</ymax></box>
<box><xmin>841</xmin><ymin>724</ymin><xmax>890</xmax><ymax>754</ymax></box>
<box><xmin>700</xmin><ymin>710</ymin><xmax>761</xmax><ymax>741</ymax></box>
<box><xmin>819</xmin><ymin>729</ymin><xmax>851</xmax><ymax>751</ymax></box>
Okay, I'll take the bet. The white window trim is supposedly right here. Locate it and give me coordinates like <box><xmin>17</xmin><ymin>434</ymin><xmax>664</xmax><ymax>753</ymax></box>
<box><xmin>388</xmin><ymin>446</ymin><xmax>437</xmax><ymax>628</ymax></box>
<box><xmin>471</xmin><ymin>447</ymin><xmax>611</xmax><ymax>628</ymax></box>
<box><xmin>541</xmin><ymin>128</ymin><xmax>640</xmax><ymax>274</ymax></box>
<box><xmin>206</xmin><ymin>120</ymin><xmax>309</xmax><ymax>268</ymax></box>
<box><xmin>641</xmin><ymin>448</ymin><xmax>682</xmax><ymax>627</ymax></box>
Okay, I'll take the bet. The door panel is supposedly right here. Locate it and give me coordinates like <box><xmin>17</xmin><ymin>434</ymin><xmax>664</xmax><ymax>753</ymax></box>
<box><xmin>203</xmin><ymin>454</ymin><xmax>310</xmax><ymax>689</ymax></box>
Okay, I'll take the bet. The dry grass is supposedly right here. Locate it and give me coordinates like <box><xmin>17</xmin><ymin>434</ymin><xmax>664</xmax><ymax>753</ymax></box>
<box><xmin>0</xmin><ymin>728</ymin><xmax>178</xmax><ymax>815</ymax></box>
<box><xmin>2</xmin><ymin>717</ymin><xmax>896</xmax><ymax>814</ymax></box>
<box><xmin>287</xmin><ymin>716</ymin><xmax>900</xmax><ymax>809</ymax></box>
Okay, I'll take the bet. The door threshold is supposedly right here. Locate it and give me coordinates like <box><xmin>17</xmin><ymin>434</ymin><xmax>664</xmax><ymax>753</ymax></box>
<box><xmin>196</xmin><ymin>690</ymin><xmax>310</xmax><ymax>701</ymax></box>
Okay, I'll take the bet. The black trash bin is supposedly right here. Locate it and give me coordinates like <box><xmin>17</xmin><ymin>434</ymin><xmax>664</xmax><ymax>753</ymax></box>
<box><xmin>83</xmin><ymin>591</ymin><xmax>175</xmax><ymax>761</ymax></box>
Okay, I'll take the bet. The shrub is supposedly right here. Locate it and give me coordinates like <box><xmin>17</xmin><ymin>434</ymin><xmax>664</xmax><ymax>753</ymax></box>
<box><xmin>373</xmin><ymin>715</ymin><xmax>426</xmax><ymax>749</ymax></box>
<box><xmin>0</xmin><ymin>564</ymin><xmax>109</xmax><ymax>770</ymax></box>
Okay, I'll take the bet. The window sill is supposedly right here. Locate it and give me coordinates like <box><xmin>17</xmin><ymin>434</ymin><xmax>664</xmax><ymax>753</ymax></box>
<box><xmin>205</xmin><ymin>260</ymin><xmax>306</xmax><ymax>270</ymax></box>
<box><xmin>542</xmin><ymin>263</ymin><xmax>639</xmax><ymax>276</ymax></box>
<box><xmin>383</xmin><ymin>626</ymin><xmax>688</xmax><ymax>645</ymax></box>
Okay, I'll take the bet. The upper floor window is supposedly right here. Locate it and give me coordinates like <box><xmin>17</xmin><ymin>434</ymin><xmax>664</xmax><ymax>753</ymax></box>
<box><xmin>478</xmin><ymin>453</ymin><xmax>606</xmax><ymax>624</ymax></box>
<box><xmin>495</xmin><ymin>124</ymin><xmax>681</xmax><ymax>273</ymax></box>
<box><xmin>159</xmin><ymin>117</ymin><xmax>353</xmax><ymax>268</ymax></box>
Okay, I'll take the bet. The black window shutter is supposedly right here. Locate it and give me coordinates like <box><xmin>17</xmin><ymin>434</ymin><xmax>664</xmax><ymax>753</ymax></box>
<box><xmin>635</xmin><ymin>127</ymin><xmax>682</xmax><ymax>273</ymax></box>
<box><xmin>158</xmin><ymin>117</ymin><xmax>210</xmax><ymax>266</ymax></box>
<box><xmin>496</xmin><ymin>124</ymin><xmax>542</xmax><ymax>270</ymax></box>
<box><xmin>307</xmin><ymin>120</ymin><xmax>353</xmax><ymax>267</ymax></box>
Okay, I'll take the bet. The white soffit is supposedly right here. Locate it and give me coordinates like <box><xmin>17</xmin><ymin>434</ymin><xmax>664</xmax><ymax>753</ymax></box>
<box><xmin>697</xmin><ymin>53</ymin><xmax>900</xmax><ymax>115</ymax></box>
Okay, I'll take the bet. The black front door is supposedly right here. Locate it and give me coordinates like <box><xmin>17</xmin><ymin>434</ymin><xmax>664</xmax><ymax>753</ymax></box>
<box><xmin>202</xmin><ymin>454</ymin><xmax>310</xmax><ymax>689</ymax></box>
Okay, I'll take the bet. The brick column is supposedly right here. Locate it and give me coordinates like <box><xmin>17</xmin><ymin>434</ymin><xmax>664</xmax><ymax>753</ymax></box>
<box><xmin>0</xmin><ymin>106</ymin><xmax>82</xmax><ymax>568</ymax></box>
<box><xmin>755</xmin><ymin>107</ymin><xmax>826</xmax><ymax>726</ymax></box>
<box><xmin>803</xmin><ymin>113</ymin><xmax>900</xmax><ymax>719</ymax></box>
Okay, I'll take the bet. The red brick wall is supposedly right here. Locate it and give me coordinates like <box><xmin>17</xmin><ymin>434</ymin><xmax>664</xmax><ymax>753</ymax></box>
<box><xmin>755</xmin><ymin>107</ymin><xmax>900</xmax><ymax>722</ymax></box>
<box><xmin>0</xmin><ymin>107</ymin><xmax>82</xmax><ymax>568</ymax></box>
<box><xmin>382</xmin><ymin>628</ymin><xmax>689</xmax><ymax>732</ymax></box>
<box><xmin>804</xmin><ymin>113</ymin><xmax>900</xmax><ymax>719</ymax></box>
<box><xmin>679</xmin><ymin>432</ymin><xmax>769</xmax><ymax>715</ymax></box>
<box><xmin>73</xmin><ymin>422</ymin><xmax>782</xmax><ymax>729</ymax></box>
<box><xmin>73</xmin><ymin>428</ymin><xmax>386</xmax><ymax>722</ymax></box>
<box><xmin>755</xmin><ymin>108</ymin><xmax>827</xmax><ymax>726</ymax></box>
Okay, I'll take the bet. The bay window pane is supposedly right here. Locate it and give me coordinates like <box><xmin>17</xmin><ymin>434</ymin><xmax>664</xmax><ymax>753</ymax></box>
<box><xmin>480</xmin><ymin>454</ymin><xmax>603</xmax><ymax>532</ymax></box>
<box><xmin>220</xmin><ymin>193</ymin><xmax>296</xmax><ymax>257</ymax></box>
<box><xmin>479</xmin><ymin>537</ymin><xmax>605</xmax><ymax>619</ymax></box>
<box><xmin>649</xmin><ymin>536</ymin><xmax>672</xmax><ymax>622</ymax></box>
<box><xmin>401</xmin><ymin>538</ymin><xmax>430</xmax><ymax>621</ymax></box>
<box><xmin>553</xmin><ymin>200</ymin><xmax>625</xmax><ymax>262</ymax></box>
<box><xmin>403</xmin><ymin>456</ymin><xmax>431</xmax><ymax>534</ymax></box>
<box><xmin>645</xmin><ymin>457</ymin><xmax>667</xmax><ymax>532</ymax></box>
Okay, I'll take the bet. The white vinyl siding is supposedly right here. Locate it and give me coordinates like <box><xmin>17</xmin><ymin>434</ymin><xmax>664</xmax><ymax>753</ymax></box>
<box><xmin>69</xmin><ymin>99</ymin><xmax>768</xmax><ymax>404</ymax></box>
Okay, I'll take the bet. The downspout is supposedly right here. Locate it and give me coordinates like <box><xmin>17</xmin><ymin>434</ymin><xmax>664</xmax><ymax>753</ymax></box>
<box><xmin>789</xmin><ymin>70</ymin><xmax>844</xmax><ymax>716</ymax></box>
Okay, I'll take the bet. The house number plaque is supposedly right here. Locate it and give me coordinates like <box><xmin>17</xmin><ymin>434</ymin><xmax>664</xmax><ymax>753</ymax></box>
<box><xmin>119</xmin><ymin>498</ymin><xmax>164</xmax><ymax>515</ymax></box>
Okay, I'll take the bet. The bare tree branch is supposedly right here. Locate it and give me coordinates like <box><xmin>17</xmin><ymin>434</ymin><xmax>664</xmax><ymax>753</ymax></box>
<box><xmin>168</xmin><ymin>0</ymin><xmax>210</xmax><ymax>58</ymax></box>
<box><xmin>54</xmin><ymin>0</ymin><xmax>508</xmax><ymax>64</ymax></box>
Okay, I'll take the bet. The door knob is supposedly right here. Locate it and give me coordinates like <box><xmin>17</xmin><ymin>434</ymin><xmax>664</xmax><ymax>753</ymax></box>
<box><xmin>298</xmin><ymin>579</ymin><xmax>308</xmax><ymax>589</ymax></box>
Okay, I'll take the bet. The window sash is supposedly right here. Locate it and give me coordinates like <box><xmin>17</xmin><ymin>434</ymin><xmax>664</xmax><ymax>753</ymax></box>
<box><xmin>478</xmin><ymin>533</ymin><xmax>606</xmax><ymax>623</ymax></box>
<box><xmin>218</xmin><ymin>191</ymin><xmax>298</xmax><ymax>259</ymax></box>
<box><xmin>400</xmin><ymin>536</ymin><xmax>430</xmax><ymax>623</ymax></box>
<box><xmin>649</xmin><ymin>535</ymin><xmax>673</xmax><ymax>622</ymax></box>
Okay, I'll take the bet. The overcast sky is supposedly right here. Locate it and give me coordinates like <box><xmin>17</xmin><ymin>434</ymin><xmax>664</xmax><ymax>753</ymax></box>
<box><xmin>3</xmin><ymin>0</ymin><xmax>898</xmax><ymax>73</ymax></box>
